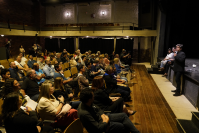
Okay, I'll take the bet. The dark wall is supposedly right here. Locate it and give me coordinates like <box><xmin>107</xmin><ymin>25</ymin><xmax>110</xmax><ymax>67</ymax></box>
<box><xmin>163</xmin><ymin>0</ymin><xmax>199</xmax><ymax>58</ymax></box>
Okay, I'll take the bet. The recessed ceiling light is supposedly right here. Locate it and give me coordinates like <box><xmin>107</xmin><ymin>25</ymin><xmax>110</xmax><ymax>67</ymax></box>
<box><xmin>1</xmin><ymin>35</ymin><xmax>4</xmax><ymax>37</ymax></box>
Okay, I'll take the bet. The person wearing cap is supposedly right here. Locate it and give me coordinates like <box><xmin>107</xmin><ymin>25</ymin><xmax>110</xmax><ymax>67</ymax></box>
<box><xmin>171</xmin><ymin>44</ymin><xmax>186</xmax><ymax>96</ymax></box>
<box><xmin>120</xmin><ymin>49</ymin><xmax>129</xmax><ymax>64</ymax></box>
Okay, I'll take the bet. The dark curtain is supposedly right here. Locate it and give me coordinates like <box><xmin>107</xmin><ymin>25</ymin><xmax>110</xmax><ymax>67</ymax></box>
<box><xmin>115</xmin><ymin>39</ymin><xmax>134</xmax><ymax>55</ymax></box>
<box><xmin>79</xmin><ymin>38</ymin><xmax>114</xmax><ymax>54</ymax></box>
<box><xmin>60</xmin><ymin>38</ymin><xmax>75</xmax><ymax>54</ymax></box>
<box><xmin>45</xmin><ymin>38</ymin><xmax>59</xmax><ymax>52</ymax></box>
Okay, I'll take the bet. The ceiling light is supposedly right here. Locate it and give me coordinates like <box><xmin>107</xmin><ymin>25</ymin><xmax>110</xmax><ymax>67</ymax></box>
<box><xmin>1</xmin><ymin>35</ymin><xmax>4</xmax><ymax>37</ymax></box>
<box><xmin>65</xmin><ymin>12</ymin><xmax>69</xmax><ymax>16</ymax></box>
<box><xmin>102</xmin><ymin>11</ymin><xmax>105</xmax><ymax>15</ymax></box>
<box><xmin>86</xmin><ymin>36</ymin><xmax>89</xmax><ymax>38</ymax></box>
<box><xmin>126</xmin><ymin>36</ymin><xmax>129</xmax><ymax>38</ymax></box>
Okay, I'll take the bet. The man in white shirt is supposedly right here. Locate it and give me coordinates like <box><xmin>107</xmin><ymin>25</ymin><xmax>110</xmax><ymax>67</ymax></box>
<box><xmin>37</xmin><ymin>56</ymin><xmax>45</xmax><ymax>70</ymax></box>
<box><xmin>43</xmin><ymin>59</ymin><xmax>55</xmax><ymax>78</ymax></box>
<box><xmin>19</xmin><ymin>53</ymin><xmax>27</xmax><ymax>63</ymax></box>
<box><xmin>14</xmin><ymin>56</ymin><xmax>29</xmax><ymax>72</ymax></box>
<box><xmin>159</xmin><ymin>48</ymin><xmax>174</xmax><ymax>71</ymax></box>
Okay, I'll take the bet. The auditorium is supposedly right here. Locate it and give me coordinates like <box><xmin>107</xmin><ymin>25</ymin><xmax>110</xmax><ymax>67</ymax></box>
<box><xmin>0</xmin><ymin>0</ymin><xmax>198</xmax><ymax>133</ymax></box>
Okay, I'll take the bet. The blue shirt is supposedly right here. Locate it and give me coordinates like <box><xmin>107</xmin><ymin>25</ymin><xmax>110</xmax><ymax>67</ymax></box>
<box><xmin>35</xmin><ymin>69</ymin><xmax>45</xmax><ymax>84</ymax></box>
<box><xmin>54</xmin><ymin>72</ymin><xmax>69</xmax><ymax>81</ymax></box>
<box><xmin>114</xmin><ymin>64</ymin><xmax>121</xmax><ymax>74</ymax></box>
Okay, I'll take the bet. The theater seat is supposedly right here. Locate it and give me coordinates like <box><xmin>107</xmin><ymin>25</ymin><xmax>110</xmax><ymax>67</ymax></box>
<box><xmin>63</xmin><ymin>118</ymin><xmax>83</xmax><ymax>133</ymax></box>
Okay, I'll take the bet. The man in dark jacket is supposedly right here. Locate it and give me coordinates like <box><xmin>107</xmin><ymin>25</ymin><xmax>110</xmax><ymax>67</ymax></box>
<box><xmin>171</xmin><ymin>44</ymin><xmax>186</xmax><ymax>96</ymax></box>
<box><xmin>77</xmin><ymin>89</ymin><xmax>140</xmax><ymax>133</ymax></box>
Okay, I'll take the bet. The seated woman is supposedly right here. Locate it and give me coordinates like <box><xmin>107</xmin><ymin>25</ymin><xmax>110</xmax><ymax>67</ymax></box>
<box><xmin>54</xmin><ymin>77</ymin><xmax>81</xmax><ymax>109</ymax></box>
<box><xmin>112</xmin><ymin>66</ymin><xmax>128</xmax><ymax>83</ymax></box>
<box><xmin>37</xmin><ymin>80</ymin><xmax>78</xmax><ymax>129</ymax></box>
<box><xmin>159</xmin><ymin>48</ymin><xmax>174</xmax><ymax>71</ymax></box>
<box><xmin>2</xmin><ymin>78</ymin><xmax>27</xmax><ymax>105</ymax></box>
<box><xmin>92</xmin><ymin>76</ymin><xmax>136</xmax><ymax>116</ymax></box>
<box><xmin>2</xmin><ymin>92</ymin><xmax>54</xmax><ymax>133</ymax></box>
<box><xmin>0</xmin><ymin>69</ymin><xmax>11</xmax><ymax>89</ymax></box>
<box><xmin>114</xmin><ymin>58</ymin><xmax>128</xmax><ymax>74</ymax></box>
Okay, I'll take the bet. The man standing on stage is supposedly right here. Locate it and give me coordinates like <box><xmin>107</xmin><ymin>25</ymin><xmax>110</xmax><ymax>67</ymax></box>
<box><xmin>171</xmin><ymin>44</ymin><xmax>186</xmax><ymax>96</ymax></box>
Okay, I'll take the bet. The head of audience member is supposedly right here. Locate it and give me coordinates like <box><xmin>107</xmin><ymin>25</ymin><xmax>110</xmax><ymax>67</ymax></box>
<box><xmin>82</xmin><ymin>56</ymin><xmax>86</xmax><ymax>62</ymax></box>
<box><xmin>50</xmin><ymin>55</ymin><xmax>55</xmax><ymax>61</ymax></box>
<box><xmin>10</xmin><ymin>62</ymin><xmax>17</xmax><ymax>69</ymax></box>
<box><xmin>95</xmin><ymin>54</ymin><xmax>99</xmax><ymax>58</ymax></box>
<box><xmin>33</xmin><ymin>63</ymin><xmax>39</xmax><ymax>71</ymax></box>
<box><xmin>20</xmin><ymin>45</ymin><xmax>23</xmax><ymax>48</ymax></box>
<box><xmin>114</xmin><ymin>58</ymin><xmax>119</xmax><ymax>65</ymax></box>
<box><xmin>28</xmin><ymin>55</ymin><xmax>33</xmax><ymax>60</ymax></box>
<box><xmin>63</xmin><ymin>53</ymin><xmax>67</xmax><ymax>58</ymax></box>
<box><xmin>34</xmin><ymin>44</ymin><xmax>37</xmax><ymax>47</ymax></box>
<box><xmin>76</xmin><ymin>58</ymin><xmax>81</xmax><ymax>63</ymax></box>
<box><xmin>19</xmin><ymin>53</ymin><xmax>23</xmax><ymax>58</ymax></box>
<box><xmin>104</xmin><ymin>53</ymin><xmax>108</xmax><ymax>59</ymax></box>
<box><xmin>77</xmin><ymin>49</ymin><xmax>81</xmax><ymax>55</ymax></box>
<box><xmin>16</xmin><ymin>56</ymin><xmax>22</xmax><ymax>63</ymax></box>
<box><xmin>176</xmin><ymin>44</ymin><xmax>183</xmax><ymax>52</ymax></box>
<box><xmin>53</xmin><ymin>51</ymin><xmax>56</xmax><ymax>56</ymax></box>
<box><xmin>54</xmin><ymin>64</ymin><xmax>62</xmax><ymax>72</ymax></box>
<box><xmin>2</xmin><ymin>78</ymin><xmax>20</xmax><ymax>98</ymax></box>
<box><xmin>110</xmin><ymin>60</ymin><xmax>114</xmax><ymax>66</ymax></box>
<box><xmin>97</xmin><ymin>51</ymin><xmax>101</xmax><ymax>55</ymax></box>
<box><xmin>92</xmin><ymin>60</ymin><xmax>99</xmax><ymax>65</ymax></box>
<box><xmin>63</xmin><ymin>49</ymin><xmax>67</xmax><ymax>53</ymax></box>
<box><xmin>91</xmin><ymin>76</ymin><xmax>105</xmax><ymax>91</ymax></box>
<box><xmin>172</xmin><ymin>47</ymin><xmax>176</xmax><ymax>53</ymax></box>
<box><xmin>122</xmin><ymin>49</ymin><xmax>126</xmax><ymax>54</ymax></box>
<box><xmin>78</xmin><ymin>65</ymin><xmax>86</xmax><ymax>74</ymax></box>
<box><xmin>2</xmin><ymin>92</ymin><xmax>22</xmax><ymax>121</ymax></box>
<box><xmin>45</xmin><ymin>59</ymin><xmax>51</xmax><ymax>66</ymax></box>
<box><xmin>38</xmin><ymin>81</ymin><xmax>54</xmax><ymax>102</ymax></box>
<box><xmin>112</xmin><ymin>51</ymin><xmax>115</xmax><ymax>56</ymax></box>
<box><xmin>91</xmin><ymin>54</ymin><xmax>95</xmax><ymax>59</ymax></box>
<box><xmin>85</xmin><ymin>52</ymin><xmax>89</xmax><ymax>56</ymax></box>
<box><xmin>80</xmin><ymin>88</ymin><xmax>94</xmax><ymax>106</ymax></box>
<box><xmin>57</xmin><ymin>53</ymin><xmax>61</xmax><ymax>59</ymax></box>
<box><xmin>54</xmin><ymin>77</ymin><xmax>64</xmax><ymax>92</ymax></box>
<box><xmin>51</xmin><ymin>59</ymin><xmax>58</xmax><ymax>65</ymax></box>
<box><xmin>105</xmin><ymin>65</ymin><xmax>113</xmax><ymax>75</ymax></box>
<box><xmin>1</xmin><ymin>69</ymin><xmax>10</xmax><ymax>81</ymax></box>
<box><xmin>115</xmin><ymin>54</ymin><xmax>119</xmax><ymax>58</ymax></box>
<box><xmin>39</xmin><ymin>56</ymin><xmax>45</xmax><ymax>63</ymax></box>
<box><xmin>168</xmin><ymin>48</ymin><xmax>172</xmax><ymax>54</ymax></box>
<box><xmin>27</xmin><ymin>70</ymin><xmax>37</xmax><ymax>80</ymax></box>
<box><xmin>99</xmin><ymin>55</ymin><xmax>104</xmax><ymax>64</ymax></box>
<box><xmin>88</xmin><ymin>50</ymin><xmax>91</xmax><ymax>55</ymax></box>
<box><xmin>86</xmin><ymin>62</ymin><xmax>92</xmax><ymax>69</ymax></box>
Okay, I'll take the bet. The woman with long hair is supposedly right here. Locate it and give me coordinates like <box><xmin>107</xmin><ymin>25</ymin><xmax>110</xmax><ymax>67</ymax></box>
<box><xmin>37</xmin><ymin>80</ymin><xmax>78</xmax><ymax>129</ymax></box>
<box><xmin>91</xmin><ymin>76</ymin><xmax>136</xmax><ymax>116</ymax></box>
<box><xmin>54</xmin><ymin>77</ymin><xmax>81</xmax><ymax>109</ymax></box>
<box><xmin>2</xmin><ymin>92</ymin><xmax>54</xmax><ymax>133</ymax></box>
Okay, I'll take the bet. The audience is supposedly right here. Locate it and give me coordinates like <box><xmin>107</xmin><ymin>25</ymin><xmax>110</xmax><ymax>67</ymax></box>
<box><xmin>14</xmin><ymin>56</ymin><xmax>29</xmax><ymax>73</ymax></box>
<box><xmin>21</xmin><ymin>70</ymin><xmax>40</xmax><ymax>101</ymax></box>
<box><xmin>27</xmin><ymin>55</ymin><xmax>36</xmax><ymax>69</ymax></box>
<box><xmin>37</xmin><ymin>81</ymin><xmax>78</xmax><ymax>129</ymax></box>
<box><xmin>2</xmin><ymin>92</ymin><xmax>55</xmax><ymax>133</ymax></box>
<box><xmin>85</xmin><ymin>62</ymin><xmax>94</xmax><ymax>83</ymax></box>
<box><xmin>78</xmin><ymin>89</ymin><xmax>140</xmax><ymax>133</ymax></box>
<box><xmin>37</xmin><ymin>56</ymin><xmax>45</xmax><ymax>70</ymax></box>
<box><xmin>77</xmin><ymin>65</ymin><xmax>89</xmax><ymax>90</ymax></box>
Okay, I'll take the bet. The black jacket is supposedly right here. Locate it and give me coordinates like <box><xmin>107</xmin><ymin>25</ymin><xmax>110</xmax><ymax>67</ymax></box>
<box><xmin>94</xmin><ymin>89</ymin><xmax>112</xmax><ymax>110</ymax></box>
<box><xmin>103</xmin><ymin>74</ymin><xmax>117</xmax><ymax>94</ymax></box>
<box><xmin>77</xmin><ymin>102</ymin><xmax>108</xmax><ymax>133</ymax></box>
<box><xmin>173</xmin><ymin>51</ymin><xmax>186</xmax><ymax>72</ymax></box>
<box><xmin>4</xmin><ymin>110</ymin><xmax>38</xmax><ymax>133</ymax></box>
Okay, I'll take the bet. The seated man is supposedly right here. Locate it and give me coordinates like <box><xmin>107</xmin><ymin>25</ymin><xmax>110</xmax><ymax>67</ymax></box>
<box><xmin>21</xmin><ymin>70</ymin><xmax>40</xmax><ymax>101</ymax></box>
<box><xmin>43</xmin><ymin>59</ymin><xmax>55</xmax><ymax>78</ymax></box>
<box><xmin>56</xmin><ymin>53</ymin><xmax>62</xmax><ymax>64</ymax></box>
<box><xmin>91</xmin><ymin>60</ymin><xmax>102</xmax><ymax>77</ymax></box>
<box><xmin>27</xmin><ymin>55</ymin><xmax>36</xmax><ymax>68</ymax></box>
<box><xmin>9</xmin><ymin>62</ymin><xmax>25</xmax><ymax>83</ymax></box>
<box><xmin>77</xmin><ymin>65</ymin><xmax>89</xmax><ymax>90</ymax></box>
<box><xmin>61</xmin><ymin>53</ymin><xmax>68</xmax><ymax>63</ymax></box>
<box><xmin>33</xmin><ymin>63</ymin><xmax>46</xmax><ymax>84</ymax></box>
<box><xmin>14</xmin><ymin>56</ymin><xmax>29</xmax><ymax>74</ymax></box>
<box><xmin>37</xmin><ymin>56</ymin><xmax>45</xmax><ymax>70</ymax></box>
<box><xmin>120</xmin><ymin>49</ymin><xmax>129</xmax><ymax>65</ymax></box>
<box><xmin>78</xmin><ymin>89</ymin><xmax>140</xmax><ymax>133</ymax></box>
<box><xmin>103</xmin><ymin>66</ymin><xmax>131</xmax><ymax>101</ymax></box>
<box><xmin>19</xmin><ymin>52</ymin><xmax>27</xmax><ymax>63</ymax></box>
<box><xmin>85</xmin><ymin>62</ymin><xmax>94</xmax><ymax>83</ymax></box>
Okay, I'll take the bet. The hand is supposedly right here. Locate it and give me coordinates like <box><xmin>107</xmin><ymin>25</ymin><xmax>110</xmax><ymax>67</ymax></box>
<box><xmin>121</xmin><ymin>80</ymin><xmax>126</xmax><ymax>84</ymax></box>
<box><xmin>101</xmin><ymin>114</ymin><xmax>109</xmax><ymax>123</ymax></box>
<box><xmin>68</xmin><ymin>93</ymin><xmax>73</xmax><ymax>98</ymax></box>
<box><xmin>25</xmin><ymin>106</ymin><xmax>33</xmax><ymax>112</ymax></box>
<box><xmin>174</xmin><ymin>53</ymin><xmax>177</xmax><ymax>57</ymax></box>
<box><xmin>58</xmin><ymin>96</ymin><xmax>64</xmax><ymax>102</ymax></box>
<box><xmin>41</xmin><ymin>74</ymin><xmax>46</xmax><ymax>78</ymax></box>
<box><xmin>98</xmin><ymin>70</ymin><xmax>101</xmax><ymax>73</ymax></box>
<box><xmin>68</xmin><ymin>78</ymin><xmax>73</xmax><ymax>81</ymax></box>
<box><xmin>116</xmin><ymin>75</ymin><xmax>120</xmax><ymax>79</ymax></box>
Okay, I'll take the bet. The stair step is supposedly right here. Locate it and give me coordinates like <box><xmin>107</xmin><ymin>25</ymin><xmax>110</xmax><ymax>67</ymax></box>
<box><xmin>176</xmin><ymin>119</ymin><xmax>199</xmax><ymax>133</ymax></box>
<box><xmin>191</xmin><ymin>112</ymin><xmax>199</xmax><ymax>128</ymax></box>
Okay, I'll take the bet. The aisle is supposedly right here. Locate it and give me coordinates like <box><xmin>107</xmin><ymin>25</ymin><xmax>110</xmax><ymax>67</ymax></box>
<box><xmin>127</xmin><ymin>65</ymin><xmax>180</xmax><ymax>133</ymax></box>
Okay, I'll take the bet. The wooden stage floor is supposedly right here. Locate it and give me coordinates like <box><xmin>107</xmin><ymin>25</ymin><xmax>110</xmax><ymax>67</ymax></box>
<box><xmin>127</xmin><ymin>65</ymin><xmax>180</xmax><ymax>133</ymax></box>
